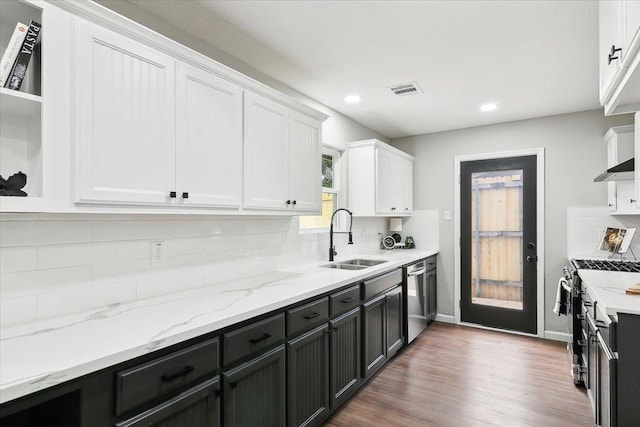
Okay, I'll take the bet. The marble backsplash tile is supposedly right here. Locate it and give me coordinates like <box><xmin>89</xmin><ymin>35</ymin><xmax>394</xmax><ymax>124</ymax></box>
<box><xmin>567</xmin><ymin>206</ymin><xmax>640</xmax><ymax>259</ymax></box>
<box><xmin>0</xmin><ymin>214</ymin><xmax>402</xmax><ymax>326</ymax></box>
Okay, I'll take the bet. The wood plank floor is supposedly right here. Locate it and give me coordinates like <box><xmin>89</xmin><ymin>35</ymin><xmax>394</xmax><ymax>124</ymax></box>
<box><xmin>325</xmin><ymin>322</ymin><xmax>593</xmax><ymax>427</ymax></box>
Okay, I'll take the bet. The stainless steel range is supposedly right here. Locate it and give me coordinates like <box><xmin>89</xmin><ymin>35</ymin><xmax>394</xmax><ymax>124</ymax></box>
<box><xmin>571</xmin><ymin>259</ymin><xmax>640</xmax><ymax>272</ymax></box>
<box><xmin>562</xmin><ymin>258</ymin><xmax>640</xmax><ymax>387</ymax></box>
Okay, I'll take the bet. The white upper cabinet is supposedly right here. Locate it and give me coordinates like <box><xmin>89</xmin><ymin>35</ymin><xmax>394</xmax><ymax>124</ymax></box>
<box><xmin>347</xmin><ymin>139</ymin><xmax>414</xmax><ymax>217</ymax></box>
<box><xmin>175</xmin><ymin>62</ymin><xmax>243</xmax><ymax>208</ymax></box>
<box><xmin>75</xmin><ymin>20</ymin><xmax>176</xmax><ymax>205</ymax></box>
<box><xmin>604</xmin><ymin>125</ymin><xmax>635</xmax><ymax>214</ymax></box>
<box><xmin>243</xmin><ymin>91</ymin><xmax>290</xmax><ymax>210</ymax></box>
<box><xmin>599</xmin><ymin>0</ymin><xmax>624</xmax><ymax>100</ymax></box>
<box><xmin>244</xmin><ymin>91</ymin><xmax>321</xmax><ymax>213</ymax></box>
<box><xmin>599</xmin><ymin>0</ymin><xmax>640</xmax><ymax>114</ymax></box>
<box><xmin>288</xmin><ymin>110</ymin><xmax>321</xmax><ymax>212</ymax></box>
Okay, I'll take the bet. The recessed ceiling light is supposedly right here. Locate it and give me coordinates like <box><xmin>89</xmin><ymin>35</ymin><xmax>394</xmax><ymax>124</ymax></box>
<box><xmin>480</xmin><ymin>103</ymin><xmax>498</xmax><ymax>112</ymax></box>
<box><xmin>344</xmin><ymin>94</ymin><xmax>362</xmax><ymax>104</ymax></box>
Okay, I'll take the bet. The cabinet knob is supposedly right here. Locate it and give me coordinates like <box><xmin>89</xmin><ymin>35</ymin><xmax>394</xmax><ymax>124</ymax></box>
<box><xmin>631</xmin><ymin>199</ymin><xmax>636</xmax><ymax>204</ymax></box>
<box><xmin>169</xmin><ymin>191</ymin><xmax>177</xmax><ymax>198</ymax></box>
<box><xmin>608</xmin><ymin>45</ymin><xmax>622</xmax><ymax>64</ymax></box>
<box><xmin>292</xmin><ymin>200</ymin><xmax>297</xmax><ymax>205</ymax></box>
<box><xmin>391</xmin><ymin>207</ymin><xmax>396</xmax><ymax>211</ymax></box>
<box><xmin>182</xmin><ymin>192</ymin><xmax>189</xmax><ymax>199</ymax></box>
<box><xmin>608</xmin><ymin>203</ymin><xmax>614</xmax><ymax>207</ymax></box>
<box><xmin>286</xmin><ymin>200</ymin><xmax>291</xmax><ymax>205</ymax></box>
<box><xmin>405</xmin><ymin>207</ymin><xmax>409</xmax><ymax>211</ymax></box>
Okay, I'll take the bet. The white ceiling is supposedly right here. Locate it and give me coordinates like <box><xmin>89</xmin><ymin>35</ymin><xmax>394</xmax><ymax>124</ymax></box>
<box><xmin>128</xmin><ymin>0</ymin><xmax>600</xmax><ymax>139</ymax></box>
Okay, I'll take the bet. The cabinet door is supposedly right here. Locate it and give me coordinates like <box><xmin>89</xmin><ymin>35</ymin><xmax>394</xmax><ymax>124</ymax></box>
<box><xmin>243</xmin><ymin>91</ymin><xmax>289</xmax><ymax>210</ymax></box>
<box><xmin>401</xmin><ymin>157</ymin><xmax>413</xmax><ymax>214</ymax></box>
<box><xmin>375</xmin><ymin>148</ymin><xmax>394</xmax><ymax>214</ymax></box>
<box><xmin>607</xmin><ymin>137</ymin><xmax>618</xmax><ymax>211</ymax></box>
<box><xmin>362</xmin><ymin>293</ymin><xmax>386</xmax><ymax>379</ymax></box>
<box><xmin>175</xmin><ymin>63</ymin><xmax>242</xmax><ymax>208</ymax></box>
<box><xmin>288</xmin><ymin>111</ymin><xmax>321</xmax><ymax>213</ymax></box>
<box><xmin>75</xmin><ymin>20</ymin><xmax>175</xmax><ymax>204</ymax></box>
<box><xmin>116</xmin><ymin>378</ymin><xmax>220</xmax><ymax>427</ymax></box>
<box><xmin>599</xmin><ymin>0</ymin><xmax>624</xmax><ymax>100</ymax></box>
<box><xmin>223</xmin><ymin>345</ymin><xmax>285</xmax><ymax>427</ymax></box>
<box><xmin>386</xmin><ymin>286</ymin><xmax>403</xmax><ymax>358</ymax></box>
<box><xmin>330</xmin><ymin>307</ymin><xmax>361</xmax><ymax>410</ymax></box>
<box><xmin>287</xmin><ymin>324</ymin><xmax>329</xmax><ymax>427</ymax></box>
<box><xmin>426</xmin><ymin>269</ymin><xmax>438</xmax><ymax>322</ymax></box>
<box><xmin>623</xmin><ymin>0</ymin><xmax>640</xmax><ymax>57</ymax></box>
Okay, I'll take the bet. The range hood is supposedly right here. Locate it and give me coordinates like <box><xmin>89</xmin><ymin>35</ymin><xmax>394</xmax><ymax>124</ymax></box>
<box><xmin>593</xmin><ymin>158</ymin><xmax>635</xmax><ymax>182</ymax></box>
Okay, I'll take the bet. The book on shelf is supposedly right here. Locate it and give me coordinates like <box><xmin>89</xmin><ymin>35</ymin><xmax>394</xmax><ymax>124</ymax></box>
<box><xmin>4</xmin><ymin>20</ymin><xmax>41</xmax><ymax>92</ymax></box>
<box><xmin>0</xmin><ymin>22</ymin><xmax>28</xmax><ymax>87</ymax></box>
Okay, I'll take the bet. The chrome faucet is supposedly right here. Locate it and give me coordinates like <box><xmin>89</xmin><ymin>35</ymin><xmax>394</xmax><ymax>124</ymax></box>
<box><xmin>329</xmin><ymin>208</ymin><xmax>353</xmax><ymax>261</ymax></box>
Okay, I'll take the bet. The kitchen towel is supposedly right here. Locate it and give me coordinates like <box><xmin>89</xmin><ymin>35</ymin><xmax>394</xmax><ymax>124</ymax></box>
<box><xmin>553</xmin><ymin>277</ymin><xmax>568</xmax><ymax>315</ymax></box>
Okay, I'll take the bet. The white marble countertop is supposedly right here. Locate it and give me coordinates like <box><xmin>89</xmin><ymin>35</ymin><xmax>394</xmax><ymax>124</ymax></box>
<box><xmin>577</xmin><ymin>269</ymin><xmax>640</xmax><ymax>318</ymax></box>
<box><xmin>0</xmin><ymin>249</ymin><xmax>436</xmax><ymax>405</ymax></box>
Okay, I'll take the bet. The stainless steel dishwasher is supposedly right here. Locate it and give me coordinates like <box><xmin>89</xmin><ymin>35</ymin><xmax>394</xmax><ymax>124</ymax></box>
<box><xmin>406</xmin><ymin>260</ymin><xmax>427</xmax><ymax>343</ymax></box>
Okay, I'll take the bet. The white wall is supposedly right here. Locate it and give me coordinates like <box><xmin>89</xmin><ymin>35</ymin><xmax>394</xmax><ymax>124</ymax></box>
<box><xmin>391</xmin><ymin>109</ymin><xmax>635</xmax><ymax>335</ymax></box>
<box><xmin>94</xmin><ymin>0</ymin><xmax>389</xmax><ymax>149</ymax></box>
<box><xmin>0</xmin><ymin>214</ymin><xmax>386</xmax><ymax>326</ymax></box>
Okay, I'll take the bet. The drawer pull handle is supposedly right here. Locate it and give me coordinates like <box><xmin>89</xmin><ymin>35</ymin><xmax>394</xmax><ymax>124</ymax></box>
<box><xmin>340</xmin><ymin>297</ymin><xmax>355</xmax><ymax>303</ymax></box>
<box><xmin>249</xmin><ymin>333</ymin><xmax>271</xmax><ymax>344</ymax></box>
<box><xmin>304</xmin><ymin>312</ymin><xmax>321</xmax><ymax>320</ymax></box>
<box><xmin>161</xmin><ymin>365</ymin><xmax>194</xmax><ymax>381</ymax></box>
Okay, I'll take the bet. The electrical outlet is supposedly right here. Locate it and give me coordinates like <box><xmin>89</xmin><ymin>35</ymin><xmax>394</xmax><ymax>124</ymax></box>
<box><xmin>151</xmin><ymin>241</ymin><xmax>164</xmax><ymax>265</ymax></box>
<box><xmin>444</xmin><ymin>210</ymin><xmax>451</xmax><ymax>221</ymax></box>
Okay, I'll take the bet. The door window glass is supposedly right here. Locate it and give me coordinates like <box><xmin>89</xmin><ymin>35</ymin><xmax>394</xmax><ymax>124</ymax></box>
<box><xmin>470</xmin><ymin>170</ymin><xmax>523</xmax><ymax>310</ymax></box>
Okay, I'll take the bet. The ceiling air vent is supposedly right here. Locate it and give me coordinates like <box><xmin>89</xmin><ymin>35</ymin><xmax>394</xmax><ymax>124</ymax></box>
<box><xmin>388</xmin><ymin>81</ymin><xmax>423</xmax><ymax>97</ymax></box>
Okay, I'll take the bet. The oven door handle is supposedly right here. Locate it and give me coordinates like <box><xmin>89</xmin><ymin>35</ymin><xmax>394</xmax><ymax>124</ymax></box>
<box><xmin>407</xmin><ymin>268</ymin><xmax>427</xmax><ymax>276</ymax></box>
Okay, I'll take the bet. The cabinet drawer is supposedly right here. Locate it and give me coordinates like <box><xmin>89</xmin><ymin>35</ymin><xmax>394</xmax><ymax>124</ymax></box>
<box><xmin>224</xmin><ymin>314</ymin><xmax>285</xmax><ymax>366</ymax></box>
<box><xmin>363</xmin><ymin>269</ymin><xmax>402</xmax><ymax>300</ymax></box>
<box><xmin>287</xmin><ymin>297</ymin><xmax>329</xmax><ymax>337</ymax></box>
<box><xmin>330</xmin><ymin>285</ymin><xmax>361</xmax><ymax>317</ymax></box>
<box><xmin>116</xmin><ymin>338</ymin><xmax>219</xmax><ymax>416</ymax></box>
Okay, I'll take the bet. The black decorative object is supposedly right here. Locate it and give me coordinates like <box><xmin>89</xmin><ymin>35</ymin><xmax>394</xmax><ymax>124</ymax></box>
<box><xmin>0</xmin><ymin>171</ymin><xmax>28</xmax><ymax>196</ymax></box>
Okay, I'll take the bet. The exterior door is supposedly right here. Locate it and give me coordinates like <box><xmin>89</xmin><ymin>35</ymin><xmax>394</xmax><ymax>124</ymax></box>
<box><xmin>460</xmin><ymin>156</ymin><xmax>537</xmax><ymax>334</ymax></box>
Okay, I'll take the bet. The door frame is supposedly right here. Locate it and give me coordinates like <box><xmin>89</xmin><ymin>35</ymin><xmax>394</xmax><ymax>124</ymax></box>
<box><xmin>453</xmin><ymin>148</ymin><xmax>545</xmax><ymax>338</ymax></box>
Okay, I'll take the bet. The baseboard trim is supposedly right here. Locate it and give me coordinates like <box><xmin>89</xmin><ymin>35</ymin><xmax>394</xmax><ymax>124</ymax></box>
<box><xmin>544</xmin><ymin>330</ymin><xmax>571</xmax><ymax>342</ymax></box>
<box><xmin>434</xmin><ymin>314</ymin><xmax>455</xmax><ymax>324</ymax></box>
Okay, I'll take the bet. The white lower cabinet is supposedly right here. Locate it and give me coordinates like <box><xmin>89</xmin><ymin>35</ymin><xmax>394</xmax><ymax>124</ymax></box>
<box><xmin>244</xmin><ymin>91</ymin><xmax>321</xmax><ymax>214</ymax></box>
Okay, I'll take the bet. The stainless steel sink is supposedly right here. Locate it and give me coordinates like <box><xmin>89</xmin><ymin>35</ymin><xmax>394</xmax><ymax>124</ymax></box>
<box><xmin>321</xmin><ymin>263</ymin><xmax>368</xmax><ymax>270</ymax></box>
<box><xmin>321</xmin><ymin>259</ymin><xmax>387</xmax><ymax>270</ymax></box>
<box><xmin>341</xmin><ymin>259</ymin><xmax>387</xmax><ymax>267</ymax></box>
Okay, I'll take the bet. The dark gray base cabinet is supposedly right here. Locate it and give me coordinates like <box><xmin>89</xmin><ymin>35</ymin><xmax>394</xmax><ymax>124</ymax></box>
<box><xmin>287</xmin><ymin>324</ymin><xmax>330</xmax><ymax>427</ymax></box>
<box><xmin>330</xmin><ymin>308</ymin><xmax>361</xmax><ymax>409</ymax></box>
<box><xmin>386</xmin><ymin>286</ymin><xmax>403</xmax><ymax>359</ymax></box>
<box><xmin>222</xmin><ymin>345</ymin><xmax>286</xmax><ymax>427</ymax></box>
<box><xmin>425</xmin><ymin>267</ymin><xmax>437</xmax><ymax>323</ymax></box>
<box><xmin>362</xmin><ymin>293</ymin><xmax>387</xmax><ymax>379</ymax></box>
<box><xmin>116</xmin><ymin>378</ymin><xmax>220</xmax><ymax>427</ymax></box>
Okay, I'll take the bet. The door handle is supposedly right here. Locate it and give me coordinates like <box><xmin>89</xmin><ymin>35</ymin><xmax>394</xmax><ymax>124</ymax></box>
<box><xmin>526</xmin><ymin>255</ymin><xmax>538</xmax><ymax>262</ymax></box>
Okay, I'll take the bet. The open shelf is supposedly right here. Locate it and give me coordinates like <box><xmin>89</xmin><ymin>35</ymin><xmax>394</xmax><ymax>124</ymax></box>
<box><xmin>0</xmin><ymin>87</ymin><xmax>41</xmax><ymax>121</ymax></box>
<box><xmin>1</xmin><ymin>1</ymin><xmax>43</xmax><ymax>202</ymax></box>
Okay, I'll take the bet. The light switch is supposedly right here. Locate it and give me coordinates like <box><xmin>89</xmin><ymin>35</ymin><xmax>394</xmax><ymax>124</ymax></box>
<box><xmin>444</xmin><ymin>210</ymin><xmax>451</xmax><ymax>221</ymax></box>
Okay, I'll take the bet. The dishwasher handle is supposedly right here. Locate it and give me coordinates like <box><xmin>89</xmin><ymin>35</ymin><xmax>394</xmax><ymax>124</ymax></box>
<box><xmin>407</xmin><ymin>268</ymin><xmax>426</xmax><ymax>276</ymax></box>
